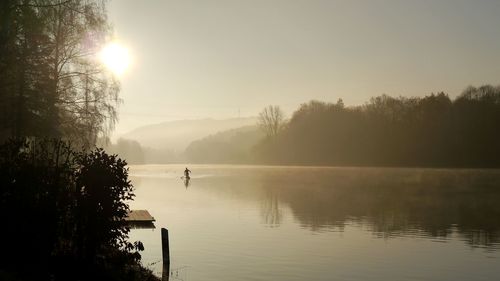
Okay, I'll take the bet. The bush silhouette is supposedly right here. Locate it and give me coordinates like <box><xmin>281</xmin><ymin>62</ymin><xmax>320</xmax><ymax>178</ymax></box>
<box><xmin>0</xmin><ymin>139</ymin><xmax>155</xmax><ymax>281</ymax></box>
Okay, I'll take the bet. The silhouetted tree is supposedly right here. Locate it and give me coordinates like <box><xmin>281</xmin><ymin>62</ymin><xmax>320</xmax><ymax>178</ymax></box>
<box><xmin>258</xmin><ymin>105</ymin><xmax>286</xmax><ymax>138</ymax></box>
<box><xmin>41</xmin><ymin>0</ymin><xmax>119</xmax><ymax>146</ymax></box>
<box><xmin>0</xmin><ymin>0</ymin><xmax>119</xmax><ymax>147</ymax></box>
<box><xmin>0</xmin><ymin>0</ymin><xmax>55</xmax><ymax>139</ymax></box>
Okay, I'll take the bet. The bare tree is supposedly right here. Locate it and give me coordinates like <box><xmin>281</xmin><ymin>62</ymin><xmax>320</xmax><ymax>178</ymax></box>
<box><xmin>42</xmin><ymin>0</ymin><xmax>119</xmax><ymax>146</ymax></box>
<box><xmin>258</xmin><ymin>105</ymin><xmax>285</xmax><ymax>137</ymax></box>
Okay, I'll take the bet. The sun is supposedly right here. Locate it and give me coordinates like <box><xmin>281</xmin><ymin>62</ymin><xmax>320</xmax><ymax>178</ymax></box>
<box><xmin>99</xmin><ymin>42</ymin><xmax>131</xmax><ymax>76</ymax></box>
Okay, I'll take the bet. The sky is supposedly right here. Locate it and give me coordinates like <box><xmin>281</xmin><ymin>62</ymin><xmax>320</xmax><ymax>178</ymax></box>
<box><xmin>107</xmin><ymin>0</ymin><xmax>500</xmax><ymax>136</ymax></box>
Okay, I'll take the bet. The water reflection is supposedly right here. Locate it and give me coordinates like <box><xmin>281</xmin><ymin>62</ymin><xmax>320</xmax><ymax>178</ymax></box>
<box><xmin>257</xmin><ymin>168</ymin><xmax>500</xmax><ymax>248</ymax></box>
<box><xmin>183</xmin><ymin>177</ymin><xmax>190</xmax><ymax>189</ymax></box>
<box><xmin>129</xmin><ymin>165</ymin><xmax>500</xmax><ymax>281</ymax></box>
<box><xmin>260</xmin><ymin>189</ymin><xmax>283</xmax><ymax>226</ymax></box>
<box><xmin>153</xmin><ymin>166</ymin><xmax>500</xmax><ymax>248</ymax></box>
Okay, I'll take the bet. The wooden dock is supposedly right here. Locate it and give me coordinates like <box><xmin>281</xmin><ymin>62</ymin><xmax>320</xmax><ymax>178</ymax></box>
<box><xmin>126</xmin><ymin>210</ymin><xmax>155</xmax><ymax>222</ymax></box>
<box><xmin>126</xmin><ymin>210</ymin><xmax>156</xmax><ymax>229</ymax></box>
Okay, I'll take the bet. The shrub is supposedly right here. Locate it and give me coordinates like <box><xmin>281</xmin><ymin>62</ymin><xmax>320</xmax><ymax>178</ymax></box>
<box><xmin>0</xmin><ymin>139</ymin><xmax>154</xmax><ymax>281</ymax></box>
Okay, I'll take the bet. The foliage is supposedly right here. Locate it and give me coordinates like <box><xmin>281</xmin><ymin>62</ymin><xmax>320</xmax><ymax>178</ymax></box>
<box><xmin>0</xmin><ymin>0</ymin><xmax>119</xmax><ymax>146</ymax></box>
<box><xmin>74</xmin><ymin>148</ymin><xmax>137</xmax><ymax>260</ymax></box>
<box><xmin>0</xmin><ymin>139</ymin><xmax>153</xmax><ymax>281</ymax></box>
<box><xmin>255</xmin><ymin>85</ymin><xmax>500</xmax><ymax>167</ymax></box>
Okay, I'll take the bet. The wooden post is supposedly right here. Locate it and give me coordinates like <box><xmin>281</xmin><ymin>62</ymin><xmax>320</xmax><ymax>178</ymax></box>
<box><xmin>161</xmin><ymin>228</ymin><xmax>170</xmax><ymax>281</ymax></box>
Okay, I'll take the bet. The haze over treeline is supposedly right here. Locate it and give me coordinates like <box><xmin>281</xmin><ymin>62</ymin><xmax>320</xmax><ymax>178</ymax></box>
<box><xmin>146</xmin><ymin>85</ymin><xmax>500</xmax><ymax>168</ymax></box>
<box><xmin>185</xmin><ymin>125</ymin><xmax>263</xmax><ymax>164</ymax></box>
<box><xmin>256</xmin><ymin>85</ymin><xmax>500</xmax><ymax>167</ymax></box>
<box><xmin>103</xmin><ymin>118</ymin><xmax>257</xmax><ymax>164</ymax></box>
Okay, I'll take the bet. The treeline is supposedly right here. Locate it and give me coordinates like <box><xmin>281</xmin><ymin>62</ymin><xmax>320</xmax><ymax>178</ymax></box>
<box><xmin>185</xmin><ymin>125</ymin><xmax>264</xmax><ymax>164</ymax></box>
<box><xmin>102</xmin><ymin>138</ymin><xmax>178</xmax><ymax>164</ymax></box>
<box><xmin>0</xmin><ymin>0</ymin><xmax>118</xmax><ymax>146</ymax></box>
<box><xmin>256</xmin><ymin>85</ymin><xmax>500</xmax><ymax>167</ymax></box>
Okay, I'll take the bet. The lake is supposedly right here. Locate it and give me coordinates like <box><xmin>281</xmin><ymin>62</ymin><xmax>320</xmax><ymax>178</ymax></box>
<box><xmin>128</xmin><ymin>165</ymin><xmax>500</xmax><ymax>281</ymax></box>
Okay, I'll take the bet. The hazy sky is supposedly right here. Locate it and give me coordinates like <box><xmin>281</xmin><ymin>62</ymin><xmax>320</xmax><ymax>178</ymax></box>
<box><xmin>108</xmin><ymin>0</ymin><xmax>500</xmax><ymax>136</ymax></box>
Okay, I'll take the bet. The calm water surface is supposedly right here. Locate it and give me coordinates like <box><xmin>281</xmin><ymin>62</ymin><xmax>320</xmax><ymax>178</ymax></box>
<box><xmin>128</xmin><ymin>165</ymin><xmax>500</xmax><ymax>281</ymax></box>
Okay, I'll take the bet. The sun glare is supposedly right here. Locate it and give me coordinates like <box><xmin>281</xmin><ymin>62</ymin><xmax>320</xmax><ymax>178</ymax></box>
<box><xmin>99</xmin><ymin>42</ymin><xmax>130</xmax><ymax>76</ymax></box>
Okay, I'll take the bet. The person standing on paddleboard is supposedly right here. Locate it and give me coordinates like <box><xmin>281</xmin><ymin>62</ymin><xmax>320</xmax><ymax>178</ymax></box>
<box><xmin>184</xmin><ymin>167</ymin><xmax>191</xmax><ymax>178</ymax></box>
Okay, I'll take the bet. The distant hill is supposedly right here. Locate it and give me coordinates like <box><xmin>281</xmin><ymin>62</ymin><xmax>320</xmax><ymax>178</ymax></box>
<box><xmin>120</xmin><ymin>117</ymin><xmax>258</xmax><ymax>151</ymax></box>
<box><xmin>185</xmin><ymin>125</ymin><xmax>264</xmax><ymax>164</ymax></box>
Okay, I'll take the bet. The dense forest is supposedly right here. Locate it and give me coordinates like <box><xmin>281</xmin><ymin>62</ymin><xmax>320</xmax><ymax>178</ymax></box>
<box><xmin>256</xmin><ymin>85</ymin><xmax>500</xmax><ymax>167</ymax></box>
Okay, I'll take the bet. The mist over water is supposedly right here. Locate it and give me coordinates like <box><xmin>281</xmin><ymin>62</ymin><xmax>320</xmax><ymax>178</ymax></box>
<box><xmin>3</xmin><ymin>1</ymin><xmax>500</xmax><ymax>280</ymax></box>
<box><xmin>129</xmin><ymin>165</ymin><xmax>500</xmax><ymax>281</ymax></box>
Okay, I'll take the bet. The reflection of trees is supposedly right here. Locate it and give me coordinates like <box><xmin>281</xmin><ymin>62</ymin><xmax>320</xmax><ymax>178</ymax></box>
<box><xmin>260</xmin><ymin>168</ymin><xmax>500</xmax><ymax>248</ymax></box>
<box><xmin>157</xmin><ymin>166</ymin><xmax>500</xmax><ymax>248</ymax></box>
<box><xmin>260</xmin><ymin>189</ymin><xmax>283</xmax><ymax>226</ymax></box>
